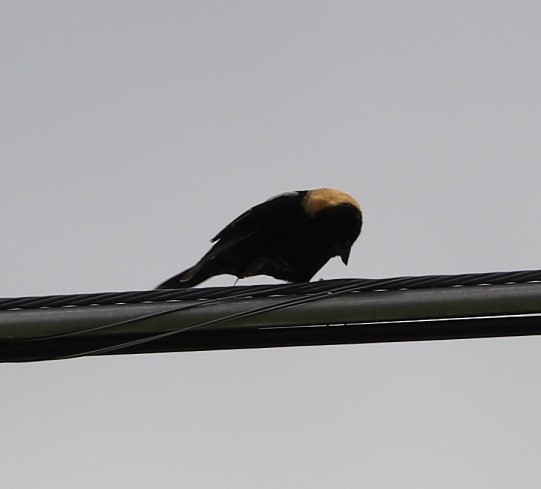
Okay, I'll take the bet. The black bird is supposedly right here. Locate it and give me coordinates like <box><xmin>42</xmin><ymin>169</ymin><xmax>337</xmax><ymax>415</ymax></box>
<box><xmin>157</xmin><ymin>188</ymin><xmax>362</xmax><ymax>288</ymax></box>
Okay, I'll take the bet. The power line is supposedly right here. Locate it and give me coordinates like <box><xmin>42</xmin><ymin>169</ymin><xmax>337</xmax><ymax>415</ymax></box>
<box><xmin>1</xmin><ymin>269</ymin><xmax>541</xmax><ymax>362</ymax></box>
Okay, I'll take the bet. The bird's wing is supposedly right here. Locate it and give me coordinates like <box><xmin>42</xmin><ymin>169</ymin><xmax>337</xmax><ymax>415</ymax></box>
<box><xmin>175</xmin><ymin>191</ymin><xmax>306</xmax><ymax>285</ymax></box>
<box><xmin>211</xmin><ymin>190</ymin><xmax>306</xmax><ymax>243</ymax></box>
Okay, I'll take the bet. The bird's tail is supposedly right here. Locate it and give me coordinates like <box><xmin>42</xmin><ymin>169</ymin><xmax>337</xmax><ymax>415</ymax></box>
<box><xmin>156</xmin><ymin>263</ymin><xmax>216</xmax><ymax>289</ymax></box>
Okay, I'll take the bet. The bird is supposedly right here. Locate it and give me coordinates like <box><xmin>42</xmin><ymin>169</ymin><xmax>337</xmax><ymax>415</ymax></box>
<box><xmin>157</xmin><ymin>188</ymin><xmax>362</xmax><ymax>288</ymax></box>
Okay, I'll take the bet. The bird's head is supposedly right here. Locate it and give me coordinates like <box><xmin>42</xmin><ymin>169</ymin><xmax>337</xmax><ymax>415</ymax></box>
<box><xmin>303</xmin><ymin>188</ymin><xmax>363</xmax><ymax>264</ymax></box>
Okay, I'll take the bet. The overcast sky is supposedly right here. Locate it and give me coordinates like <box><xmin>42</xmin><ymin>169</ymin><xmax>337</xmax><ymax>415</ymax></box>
<box><xmin>2</xmin><ymin>1</ymin><xmax>541</xmax><ymax>487</ymax></box>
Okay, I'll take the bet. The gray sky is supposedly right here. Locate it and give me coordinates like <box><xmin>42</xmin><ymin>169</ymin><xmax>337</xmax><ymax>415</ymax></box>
<box><xmin>2</xmin><ymin>1</ymin><xmax>541</xmax><ymax>487</ymax></box>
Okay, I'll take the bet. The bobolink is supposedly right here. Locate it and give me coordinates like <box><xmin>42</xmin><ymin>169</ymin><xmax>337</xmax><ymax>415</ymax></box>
<box><xmin>157</xmin><ymin>188</ymin><xmax>362</xmax><ymax>288</ymax></box>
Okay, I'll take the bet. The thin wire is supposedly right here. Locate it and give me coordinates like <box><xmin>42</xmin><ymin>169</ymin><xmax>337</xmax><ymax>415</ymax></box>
<box><xmin>22</xmin><ymin>283</ymin><xmax>298</xmax><ymax>341</ymax></box>
<box><xmin>56</xmin><ymin>280</ymin><xmax>375</xmax><ymax>360</ymax></box>
<box><xmin>31</xmin><ymin>273</ymin><xmax>443</xmax><ymax>343</ymax></box>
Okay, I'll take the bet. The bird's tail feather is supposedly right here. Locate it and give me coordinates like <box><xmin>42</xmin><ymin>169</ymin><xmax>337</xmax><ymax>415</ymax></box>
<box><xmin>156</xmin><ymin>263</ymin><xmax>214</xmax><ymax>289</ymax></box>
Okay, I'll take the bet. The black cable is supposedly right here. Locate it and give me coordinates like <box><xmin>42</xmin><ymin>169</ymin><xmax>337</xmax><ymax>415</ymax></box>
<box><xmin>2</xmin><ymin>269</ymin><xmax>541</xmax><ymax>311</ymax></box>
<box><xmin>4</xmin><ymin>269</ymin><xmax>541</xmax><ymax>362</ymax></box>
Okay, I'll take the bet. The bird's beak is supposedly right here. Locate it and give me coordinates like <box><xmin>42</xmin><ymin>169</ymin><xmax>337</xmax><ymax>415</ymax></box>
<box><xmin>334</xmin><ymin>241</ymin><xmax>352</xmax><ymax>265</ymax></box>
